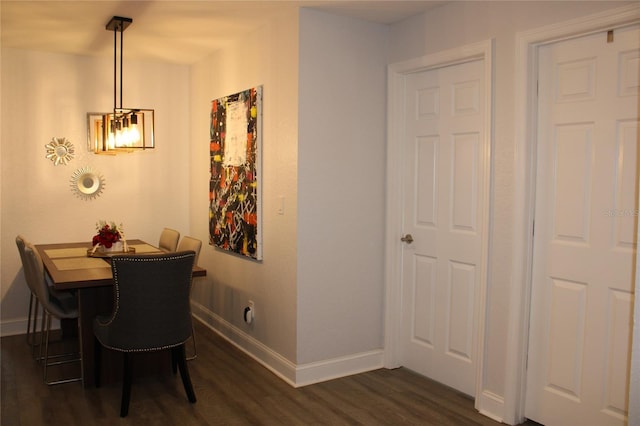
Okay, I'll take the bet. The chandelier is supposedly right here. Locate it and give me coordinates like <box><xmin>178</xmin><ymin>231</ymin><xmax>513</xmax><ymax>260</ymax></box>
<box><xmin>89</xmin><ymin>16</ymin><xmax>154</xmax><ymax>154</ymax></box>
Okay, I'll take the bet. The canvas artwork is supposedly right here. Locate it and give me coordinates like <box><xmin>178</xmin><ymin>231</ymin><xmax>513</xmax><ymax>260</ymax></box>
<box><xmin>209</xmin><ymin>86</ymin><xmax>262</xmax><ymax>260</ymax></box>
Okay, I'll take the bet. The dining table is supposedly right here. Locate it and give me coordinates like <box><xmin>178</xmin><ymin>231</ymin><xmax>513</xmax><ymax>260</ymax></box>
<box><xmin>34</xmin><ymin>239</ymin><xmax>206</xmax><ymax>388</ymax></box>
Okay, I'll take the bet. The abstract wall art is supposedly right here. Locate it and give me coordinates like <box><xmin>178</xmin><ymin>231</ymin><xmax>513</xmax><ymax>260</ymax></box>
<box><xmin>209</xmin><ymin>86</ymin><xmax>262</xmax><ymax>260</ymax></box>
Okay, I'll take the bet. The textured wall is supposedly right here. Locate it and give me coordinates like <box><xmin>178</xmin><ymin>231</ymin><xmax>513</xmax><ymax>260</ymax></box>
<box><xmin>188</xmin><ymin>9</ymin><xmax>300</xmax><ymax>364</ymax></box>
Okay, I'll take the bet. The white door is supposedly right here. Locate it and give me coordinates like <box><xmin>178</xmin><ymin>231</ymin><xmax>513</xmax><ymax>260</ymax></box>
<box><xmin>399</xmin><ymin>58</ymin><xmax>487</xmax><ymax>396</ymax></box>
<box><xmin>525</xmin><ymin>25</ymin><xmax>639</xmax><ymax>426</ymax></box>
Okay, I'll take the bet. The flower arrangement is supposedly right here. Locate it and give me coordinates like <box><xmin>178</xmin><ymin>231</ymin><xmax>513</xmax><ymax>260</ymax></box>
<box><xmin>92</xmin><ymin>220</ymin><xmax>126</xmax><ymax>252</ymax></box>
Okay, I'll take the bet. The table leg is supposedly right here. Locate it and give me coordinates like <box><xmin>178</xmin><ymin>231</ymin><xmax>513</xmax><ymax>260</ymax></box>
<box><xmin>60</xmin><ymin>318</ymin><xmax>78</xmax><ymax>338</ymax></box>
<box><xmin>77</xmin><ymin>286</ymin><xmax>113</xmax><ymax>388</ymax></box>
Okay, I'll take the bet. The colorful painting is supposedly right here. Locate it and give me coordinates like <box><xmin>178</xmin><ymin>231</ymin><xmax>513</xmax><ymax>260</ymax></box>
<box><xmin>209</xmin><ymin>86</ymin><xmax>262</xmax><ymax>260</ymax></box>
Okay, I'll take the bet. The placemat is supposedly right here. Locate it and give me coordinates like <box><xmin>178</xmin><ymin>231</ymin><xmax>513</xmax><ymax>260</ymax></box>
<box><xmin>44</xmin><ymin>247</ymin><xmax>90</xmax><ymax>258</ymax></box>
<box><xmin>129</xmin><ymin>243</ymin><xmax>163</xmax><ymax>254</ymax></box>
<box><xmin>52</xmin><ymin>257</ymin><xmax>110</xmax><ymax>271</ymax></box>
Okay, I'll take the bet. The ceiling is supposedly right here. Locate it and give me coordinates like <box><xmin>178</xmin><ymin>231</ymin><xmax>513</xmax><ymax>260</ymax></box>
<box><xmin>1</xmin><ymin>0</ymin><xmax>445</xmax><ymax>64</ymax></box>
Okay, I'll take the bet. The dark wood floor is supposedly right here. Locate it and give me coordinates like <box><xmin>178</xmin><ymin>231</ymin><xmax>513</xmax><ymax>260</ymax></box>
<box><xmin>2</xmin><ymin>320</ymin><xmax>540</xmax><ymax>425</ymax></box>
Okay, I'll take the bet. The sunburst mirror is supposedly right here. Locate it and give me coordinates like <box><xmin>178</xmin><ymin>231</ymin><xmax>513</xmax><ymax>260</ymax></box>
<box><xmin>45</xmin><ymin>137</ymin><xmax>75</xmax><ymax>165</ymax></box>
<box><xmin>70</xmin><ymin>166</ymin><xmax>105</xmax><ymax>200</ymax></box>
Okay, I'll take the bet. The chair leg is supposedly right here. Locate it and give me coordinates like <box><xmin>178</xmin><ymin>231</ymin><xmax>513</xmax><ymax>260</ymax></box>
<box><xmin>26</xmin><ymin>294</ymin><xmax>34</xmax><ymax>344</ymax></box>
<box><xmin>120</xmin><ymin>353</ymin><xmax>132</xmax><ymax>417</ymax></box>
<box><xmin>27</xmin><ymin>294</ymin><xmax>41</xmax><ymax>358</ymax></box>
<box><xmin>186</xmin><ymin>324</ymin><xmax>197</xmax><ymax>361</ymax></box>
<box><xmin>32</xmin><ymin>299</ymin><xmax>41</xmax><ymax>346</ymax></box>
<box><xmin>94</xmin><ymin>337</ymin><xmax>102</xmax><ymax>388</ymax></box>
<box><xmin>38</xmin><ymin>312</ymin><xmax>82</xmax><ymax>386</ymax></box>
<box><xmin>171</xmin><ymin>349</ymin><xmax>178</xmax><ymax>374</ymax></box>
<box><xmin>38</xmin><ymin>310</ymin><xmax>47</xmax><ymax>362</ymax></box>
<box><xmin>173</xmin><ymin>345</ymin><xmax>196</xmax><ymax>403</ymax></box>
<box><xmin>42</xmin><ymin>314</ymin><xmax>52</xmax><ymax>383</ymax></box>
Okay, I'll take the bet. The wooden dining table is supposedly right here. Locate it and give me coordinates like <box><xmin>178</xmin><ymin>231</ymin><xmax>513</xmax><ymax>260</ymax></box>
<box><xmin>34</xmin><ymin>239</ymin><xmax>206</xmax><ymax>388</ymax></box>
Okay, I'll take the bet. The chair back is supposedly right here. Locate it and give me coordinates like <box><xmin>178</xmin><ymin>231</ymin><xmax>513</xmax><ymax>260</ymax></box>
<box><xmin>95</xmin><ymin>251</ymin><xmax>195</xmax><ymax>352</ymax></box>
<box><xmin>23</xmin><ymin>244</ymin><xmax>77</xmax><ymax>319</ymax></box>
<box><xmin>158</xmin><ymin>228</ymin><xmax>180</xmax><ymax>252</ymax></box>
<box><xmin>16</xmin><ymin>235</ymin><xmax>36</xmax><ymax>293</ymax></box>
<box><xmin>176</xmin><ymin>236</ymin><xmax>202</xmax><ymax>266</ymax></box>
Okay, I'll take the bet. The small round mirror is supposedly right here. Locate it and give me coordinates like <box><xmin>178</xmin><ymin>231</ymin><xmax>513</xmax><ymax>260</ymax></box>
<box><xmin>45</xmin><ymin>137</ymin><xmax>75</xmax><ymax>165</ymax></box>
<box><xmin>70</xmin><ymin>166</ymin><xmax>105</xmax><ymax>200</ymax></box>
<box><xmin>55</xmin><ymin>145</ymin><xmax>69</xmax><ymax>156</ymax></box>
<box><xmin>82</xmin><ymin>176</ymin><xmax>94</xmax><ymax>188</ymax></box>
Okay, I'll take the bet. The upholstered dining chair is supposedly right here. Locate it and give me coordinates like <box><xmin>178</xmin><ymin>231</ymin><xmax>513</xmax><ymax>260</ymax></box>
<box><xmin>93</xmin><ymin>251</ymin><xmax>197</xmax><ymax>417</ymax></box>
<box><xmin>176</xmin><ymin>236</ymin><xmax>202</xmax><ymax>265</ymax></box>
<box><xmin>23</xmin><ymin>244</ymin><xmax>81</xmax><ymax>385</ymax></box>
<box><xmin>176</xmin><ymin>236</ymin><xmax>202</xmax><ymax>360</ymax></box>
<box><xmin>158</xmin><ymin>227</ymin><xmax>180</xmax><ymax>252</ymax></box>
<box><xmin>15</xmin><ymin>235</ymin><xmax>42</xmax><ymax>354</ymax></box>
<box><xmin>16</xmin><ymin>235</ymin><xmax>78</xmax><ymax>360</ymax></box>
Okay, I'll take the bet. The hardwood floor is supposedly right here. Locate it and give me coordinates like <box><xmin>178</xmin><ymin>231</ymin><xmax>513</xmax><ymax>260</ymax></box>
<box><xmin>1</xmin><ymin>320</ymin><xmax>540</xmax><ymax>425</ymax></box>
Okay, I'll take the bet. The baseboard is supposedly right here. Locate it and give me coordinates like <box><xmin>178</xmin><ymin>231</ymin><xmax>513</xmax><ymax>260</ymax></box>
<box><xmin>191</xmin><ymin>301</ymin><xmax>384</xmax><ymax>388</ymax></box>
<box><xmin>1</xmin><ymin>318</ymin><xmax>29</xmax><ymax>337</ymax></box>
<box><xmin>295</xmin><ymin>349</ymin><xmax>384</xmax><ymax>387</ymax></box>
<box><xmin>191</xmin><ymin>301</ymin><xmax>298</xmax><ymax>385</ymax></box>
<box><xmin>476</xmin><ymin>389</ymin><xmax>507</xmax><ymax>424</ymax></box>
<box><xmin>0</xmin><ymin>317</ymin><xmax>61</xmax><ymax>338</ymax></box>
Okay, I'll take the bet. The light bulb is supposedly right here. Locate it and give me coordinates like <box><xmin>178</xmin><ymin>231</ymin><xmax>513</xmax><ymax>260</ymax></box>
<box><xmin>129</xmin><ymin>123</ymin><xmax>140</xmax><ymax>145</ymax></box>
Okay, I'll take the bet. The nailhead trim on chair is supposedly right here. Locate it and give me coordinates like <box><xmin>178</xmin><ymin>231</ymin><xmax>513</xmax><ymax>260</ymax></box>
<box><xmin>98</xmin><ymin>340</ymin><xmax>190</xmax><ymax>353</ymax></box>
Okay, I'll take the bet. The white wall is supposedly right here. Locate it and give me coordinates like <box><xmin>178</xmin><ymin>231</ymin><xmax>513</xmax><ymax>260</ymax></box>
<box><xmin>0</xmin><ymin>48</ymin><xmax>190</xmax><ymax>335</ymax></box>
<box><xmin>188</xmin><ymin>8</ymin><xmax>300</xmax><ymax>374</ymax></box>
<box><xmin>187</xmin><ymin>8</ymin><xmax>389</xmax><ymax>384</ymax></box>
<box><xmin>297</xmin><ymin>9</ymin><xmax>387</xmax><ymax>365</ymax></box>
<box><xmin>388</xmin><ymin>0</ymin><xmax>636</xmax><ymax>421</ymax></box>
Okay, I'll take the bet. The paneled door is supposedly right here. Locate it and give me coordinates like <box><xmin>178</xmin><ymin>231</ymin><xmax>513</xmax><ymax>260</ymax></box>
<box><xmin>525</xmin><ymin>25</ymin><xmax>639</xmax><ymax>425</ymax></box>
<box><xmin>399</xmin><ymin>58</ymin><xmax>487</xmax><ymax>396</ymax></box>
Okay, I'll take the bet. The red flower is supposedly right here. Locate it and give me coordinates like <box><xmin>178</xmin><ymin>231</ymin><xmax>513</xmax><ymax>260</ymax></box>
<box><xmin>93</xmin><ymin>222</ymin><xmax>121</xmax><ymax>248</ymax></box>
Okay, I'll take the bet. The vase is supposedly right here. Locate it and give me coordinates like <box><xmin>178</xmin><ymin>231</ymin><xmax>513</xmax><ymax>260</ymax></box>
<box><xmin>101</xmin><ymin>241</ymin><xmax>123</xmax><ymax>253</ymax></box>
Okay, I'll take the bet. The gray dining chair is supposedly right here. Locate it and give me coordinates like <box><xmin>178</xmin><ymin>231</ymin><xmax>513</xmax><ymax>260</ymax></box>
<box><xmin>158</xmin><ymin>227</ymin><xmax>180</xmax><ymax>252</ymax></box>
<box><xmin>176</xmin><ymin>236</ymin><xmax>202</xmax><ymax>265</ymax></box>
<box><xmin>93</xmin><ymin>251</ymin><xmax>197</xmax><ymax>417</ymax></box>
<box><xmin>16</xmin><ymin>235</ymin><xmax>78</xmax><ymax>360</ymax></box>
<box><xmin>23</xmin><ymin>244</ymin><xmax>81</xmax><ymax>385</ymax></box>
<box><xmin>15</xmin><ymin>235</ymin><xmax>42</xmax><ymax>354</ymax></box>
<box><xmin>176</xmin><ymin>236</ymin><xmax>202</xmax><ymax>360</ymax></box>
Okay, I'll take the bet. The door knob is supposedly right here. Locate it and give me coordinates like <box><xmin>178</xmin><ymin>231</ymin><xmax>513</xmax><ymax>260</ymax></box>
<box><xmin>401</xmin><ymin>234</ymin><xmax>414</xmax><ymax>244</ymax></box>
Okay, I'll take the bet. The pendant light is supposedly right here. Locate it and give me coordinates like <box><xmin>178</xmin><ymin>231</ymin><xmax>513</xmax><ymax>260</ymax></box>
<box><xmin>89</xmin><ymin>16</ymin><xmax>154</xmax><ymax>154</ymax></box>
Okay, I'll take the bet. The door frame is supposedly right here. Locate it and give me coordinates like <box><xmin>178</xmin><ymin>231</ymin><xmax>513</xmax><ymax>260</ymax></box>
<box><xmin>384</xmin><ymin>39</ymin><xmax>494</xmax><ymax>404</ymax></box>
<box><xmin>508</xmin><ymin>4</ymin><xmax>640</xmax><ymax>425</ymax></box>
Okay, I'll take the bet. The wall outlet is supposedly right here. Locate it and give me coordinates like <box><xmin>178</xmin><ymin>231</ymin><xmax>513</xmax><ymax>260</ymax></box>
<box><xmin>244</xmin><ymin>300</ymin><xmax>255</xmax><ymax>324</ymax></box>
